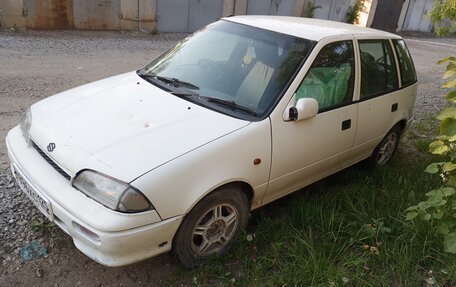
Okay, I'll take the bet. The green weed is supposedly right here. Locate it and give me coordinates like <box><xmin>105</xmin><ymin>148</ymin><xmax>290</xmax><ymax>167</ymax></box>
<box><xmin>30</xmin><ymin>217</ymin><xmax>56</xmax><ymax>236</ymax></box>
<box><xmin>174</xmin><ymin>155</ymin><xmax>454</xmax><ymax>286</ymax></box>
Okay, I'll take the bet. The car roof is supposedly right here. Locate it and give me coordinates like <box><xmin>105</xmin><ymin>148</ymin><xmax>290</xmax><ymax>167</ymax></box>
<box><xmin>224</xmin><ymin>15</ymin><xmax>401</xmax><ymax>41</ymax></box>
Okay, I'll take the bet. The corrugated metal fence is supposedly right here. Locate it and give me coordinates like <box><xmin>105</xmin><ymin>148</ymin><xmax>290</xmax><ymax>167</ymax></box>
<box><xmin>0</xmin><ymin>0</ymin><xmax>436</xmax><ymax>33</ymax></box>
<box><xmin>156</xmin><ymin>0</ymin><xmax>223</xmax><ymax>33</ymax></box>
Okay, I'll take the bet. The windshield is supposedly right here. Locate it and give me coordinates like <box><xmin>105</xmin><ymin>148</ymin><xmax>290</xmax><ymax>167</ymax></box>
<box><xmin>139</xmin><ymin>20</ymin><xmax>314</xmax><ymax>120</ymax></box>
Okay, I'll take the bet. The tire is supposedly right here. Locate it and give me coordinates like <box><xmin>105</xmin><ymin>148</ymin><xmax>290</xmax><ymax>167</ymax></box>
<box><xmin>172</xmin><ymin>186</ymin><xmax>250</xmax><ymax>269</ymax></box>
<box><xmin>370</xmin><ymin>125</ymin><xmax>402</xmax><ymax>166</ymax></box>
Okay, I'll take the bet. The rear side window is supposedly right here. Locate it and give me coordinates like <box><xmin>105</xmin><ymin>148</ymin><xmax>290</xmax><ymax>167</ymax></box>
<box><xmin>359</xmin><ymin>40</ymin><xmax>398</xmax><ymax>99</ymax></box>
<box><xmin>393</xmin><ymin>39</ymin><xmax>417</xmax><ymax>87</ymax></box>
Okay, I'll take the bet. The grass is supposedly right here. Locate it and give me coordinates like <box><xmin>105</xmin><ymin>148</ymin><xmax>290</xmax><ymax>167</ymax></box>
<box><xmin>30</xmin><ymin>217</ymin><xmax>56</xmax><ymax>236</ymax></box>
<box><xmin>169</xmin><ymin>130</ymin><xmax>456</xmax><ymax>286</ymax></box>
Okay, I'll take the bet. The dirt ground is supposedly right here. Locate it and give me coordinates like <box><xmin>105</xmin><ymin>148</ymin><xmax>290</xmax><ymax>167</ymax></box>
<box><xmin>0</xmin><ymin>28</ymin><xmax>455</xmax><ymax>286</ymax></box>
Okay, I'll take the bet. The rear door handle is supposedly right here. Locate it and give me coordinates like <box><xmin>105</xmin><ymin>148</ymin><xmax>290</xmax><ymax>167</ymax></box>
<box><xmin>391</xmin><ymin>103</ymin><xmax>398</xmax><ymax>112</ymax></box>
<box><xmin>341</xmin><ymin>119</ymin><xmax>351</xmax><ymax>131</ymax></box>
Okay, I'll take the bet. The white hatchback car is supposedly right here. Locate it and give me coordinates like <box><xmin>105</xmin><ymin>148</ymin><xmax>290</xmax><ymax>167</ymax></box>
<box><xmin>6</xmin><ymin>16</ymin><xmax>417</xmax><ymax>268</ymax></box>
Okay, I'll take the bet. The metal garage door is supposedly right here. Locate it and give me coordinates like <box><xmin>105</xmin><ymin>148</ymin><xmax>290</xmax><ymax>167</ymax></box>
<box><xmin>246</xmin><ymin>0</ymin><xmax>294</xmax><ymax>16</ymax></box>
<box><xmin>313</xmin><ymin>0</ymin><xmax>351</xmax><ymax>22</ymax></box>
<box><xmin>370</xmin><ymin>0</ymin><xmax>404</xmax><ymax>32</ymax></box>
<box><xmin>157</xmin><ymin>0</ymin><xmax>223</xmax><ymax>33</ymax></box>
<box><xmin>24</xmin><ymin>0</ymin><xmax>74</xmax><ymax>29</ymax></box>
<box><xmin>73</xmin><ymin>0</ymin><xmax>121</xmax><ymax>30</ymax></box>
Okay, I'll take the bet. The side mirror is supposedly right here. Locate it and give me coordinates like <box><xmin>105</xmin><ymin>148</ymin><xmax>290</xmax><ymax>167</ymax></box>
<box><xmin>288</xmin><ymin>98</ymin><xmax>318</xmax><ymax>121</ymax></box>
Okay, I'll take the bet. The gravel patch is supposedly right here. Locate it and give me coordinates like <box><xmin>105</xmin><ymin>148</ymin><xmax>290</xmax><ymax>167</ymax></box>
<box><xmin>0</xmin><ymin>29</ymin><xmax>186</xmax><ymax>55</ymax></box>
<box><xmin>0</xmin><ymin>168</ymin><xmax>47</xmax><ymax>266</ymax></box>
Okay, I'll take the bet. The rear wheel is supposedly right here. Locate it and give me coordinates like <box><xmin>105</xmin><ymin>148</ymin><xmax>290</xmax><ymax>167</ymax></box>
<box><xmin>173</xmin><ymin>186</ymin><xmax>249</xmax><ymax>268</ymax></box>
<box><xmin>370</xmin><ymin>126</ymin><xmax>401</xmax><ymax>166</ymax></box>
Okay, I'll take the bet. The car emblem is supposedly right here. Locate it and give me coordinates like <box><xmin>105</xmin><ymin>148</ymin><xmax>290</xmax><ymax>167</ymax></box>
<box><xmin>47</xmin><ymin>143</ymin><xmax>56</xmax><ymax>152</ymax></box>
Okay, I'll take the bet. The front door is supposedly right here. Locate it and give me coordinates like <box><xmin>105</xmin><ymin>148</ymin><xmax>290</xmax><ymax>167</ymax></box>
<box><xmin>264</xmin><ymin>39</ymin><xmax>358</xmax><ymax>204</ymax></box>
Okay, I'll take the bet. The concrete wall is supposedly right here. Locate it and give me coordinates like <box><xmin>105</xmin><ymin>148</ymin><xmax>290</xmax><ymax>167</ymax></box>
<box><xmin>401</xmin><ymin>0</ymin><xmax>434</xmax><ymax>32</ymax></box>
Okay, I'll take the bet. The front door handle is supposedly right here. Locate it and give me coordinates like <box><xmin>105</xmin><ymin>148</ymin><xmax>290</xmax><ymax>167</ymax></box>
<box><xmin>342</xmin><ymin>119</ymin><xmax>351</xmax><ymax>131</ymax></box>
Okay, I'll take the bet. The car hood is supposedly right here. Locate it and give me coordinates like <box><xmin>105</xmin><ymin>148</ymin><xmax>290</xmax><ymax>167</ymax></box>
<box><xmin>30</xmin><ymin>72</ymin><xmax>250</xmax><ymax>182</ymax></box>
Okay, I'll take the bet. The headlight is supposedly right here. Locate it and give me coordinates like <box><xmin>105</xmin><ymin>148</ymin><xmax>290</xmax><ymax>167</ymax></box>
<box><xmin>73</xmin><ymin>170</ymin><xmax>153</xmax><ymax>213</ymax></box>
<box><xmin>20</xmin><ymin>108</ymin><xmax>32</xmax><ymax>142</ymax></box>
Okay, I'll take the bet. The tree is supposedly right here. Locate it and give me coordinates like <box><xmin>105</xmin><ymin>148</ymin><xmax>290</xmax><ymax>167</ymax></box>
<box><xmin>428</xmin><ymin>0</ymin><xmax>456</xmax><ymax>36</ymax></box>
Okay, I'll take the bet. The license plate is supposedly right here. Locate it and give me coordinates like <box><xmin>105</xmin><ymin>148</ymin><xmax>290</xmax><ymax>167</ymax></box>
<box><xmin>13</xmin><ymin>165</ymin><xmax>53</xmax><ymax>221</ymax></box>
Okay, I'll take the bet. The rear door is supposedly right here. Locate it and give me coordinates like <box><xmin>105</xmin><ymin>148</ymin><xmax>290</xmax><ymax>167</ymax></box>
<box><xmin>352</xmin><ymin>38</ymin><xmax>409</xmax><ymax>161</ymax></box>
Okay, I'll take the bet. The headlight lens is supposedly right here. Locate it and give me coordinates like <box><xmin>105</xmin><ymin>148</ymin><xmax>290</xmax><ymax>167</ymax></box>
<box><xmin>20</xmin><ymin>108</ymin><xmax>32</xmax><ymax>142</ymax></box>
<box><xmin>73</xmin><ymin>170</ymin><xmax>153</xmax><ymax>213</ymax></box>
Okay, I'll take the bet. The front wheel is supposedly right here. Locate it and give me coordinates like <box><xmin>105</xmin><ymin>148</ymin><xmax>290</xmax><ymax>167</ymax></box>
<box><xmin>370</xmin><ymin>126</ymin><xmax>402</xmax><ymax>166</ymax></box>
<box><xmin>172</xmin><ymin>186</ymin><xmax>249</xmax><ymax>268</ymax></box>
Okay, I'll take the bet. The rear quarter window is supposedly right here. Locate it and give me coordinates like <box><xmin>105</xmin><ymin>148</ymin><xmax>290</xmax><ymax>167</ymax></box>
<box><xmin>393</xmin><ymin>39</ymin><xmax>417</xmax><ymax>87</ymax></box>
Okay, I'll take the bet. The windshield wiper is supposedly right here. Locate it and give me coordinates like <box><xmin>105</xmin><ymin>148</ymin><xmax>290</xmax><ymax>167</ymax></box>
<box><xmin>137</xmin><ymin>72</ymin><xmax>199</xmax><ymax>98</ymax></box>
<box><xmin>205</xmin><ymin>97</ymin><xmax>257</xmax><ymax>116</ymax></box>
<box><xmin>171</xmin><ymin>91</ymin><xmax>199</xmax><ymax>97</ymax></box>
<box><xmin>139</xmin><ymin>73</ymin><xmax>199</xmax><ymax>90</ymax></box>
<box><xmin>156</xmin><ymin>76</ymin><xmax>199</xmax><ymax>90</ymax></box>
<box><xmin>137</xmin><ymin>71</ymin><xmax>256</xmax><ymax>117</ymax></box>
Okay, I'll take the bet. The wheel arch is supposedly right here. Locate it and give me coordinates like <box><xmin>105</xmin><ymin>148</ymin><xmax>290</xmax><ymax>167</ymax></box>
<box><xmin>224</xmin><ymin>181</ymin><xmax>254</xmax><ymax>207</ymax></box>
<box><xmin>370</xmin><ymin>120</ymin><xmax>404</xmax><ymax>166</ymax></box>
<box><xmin>191</xmin><ymin>180</ymin><xmax>255</xmax><ymax>213</ymax></box>
<box><xmin>396</xmin><ymin>119</ymin><xmax>407</xmax><ymax>133</ymax></box>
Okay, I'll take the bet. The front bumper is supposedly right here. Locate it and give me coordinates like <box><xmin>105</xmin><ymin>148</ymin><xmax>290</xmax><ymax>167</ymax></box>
<box><xmin>6</xmin><ymin>126</ymin><xmax>183</xmax><ymax>266</ymax></box>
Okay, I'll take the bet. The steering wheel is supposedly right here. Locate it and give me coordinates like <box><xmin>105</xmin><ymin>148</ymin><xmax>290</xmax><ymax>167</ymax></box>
<box><xmin>197</xmin><ymin>58</ymin><xmax>216</xmax><ymax>70</ymax></box>
<box><xmin>197</xmin><ymin>58</ymin><xmax>225</xmax><ymax>84</ymax></box>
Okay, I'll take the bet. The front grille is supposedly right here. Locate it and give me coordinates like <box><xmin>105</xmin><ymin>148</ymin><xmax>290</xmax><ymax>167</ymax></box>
<box><xmin>32</xmin><ymin>141</ymin><xmax>71</xmax><ymax>181</ymax></box>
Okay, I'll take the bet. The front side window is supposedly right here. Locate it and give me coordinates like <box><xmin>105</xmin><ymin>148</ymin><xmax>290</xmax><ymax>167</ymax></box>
<box><xmin>359</xmin><ymin>40</ymin><xmax>399</xmax><ymax>99</ymax></box>
<box><xmin>139</xmin><ymin>20</ymin><xmax>314</xmax><ymax>120</ymax></box>
<box><xmin>393</xmin><ymin>39</ymin><xmax>417</xmax><ymax>87</ymax></box>
<box><xmin>296</xmin><ymin>41</ymin><xmax>355</xmax><ymax>111</ymax></box>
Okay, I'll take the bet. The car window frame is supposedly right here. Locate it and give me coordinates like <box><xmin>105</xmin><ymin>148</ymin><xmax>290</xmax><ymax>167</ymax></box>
<box><xmin>357</xmin><ymin>39</ymin><xmax>400</xmax><ymax>101</ymax></box>
<box><xmin>392</xmin><ymin>39</ymin><xmax>418</xmax><ymax>88</ymax></box>
<box><xmin>279</xmin><ymin>35</ymin><xmax>417</xmax><ymax>121</ymax></box>
<box><xmin>251</xmin><ymin>36</ymin><xmax>317</xmax><ymax>121</ymax></box>
<box><xmin>349</xmin><ymin>35</ymin><xmax>418</xmax><ymax>106</ymax></box>
<box><xmin>292</xmin><ymin>39</ymin><xmax>357</xmax><ymax>114</ymax></box>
